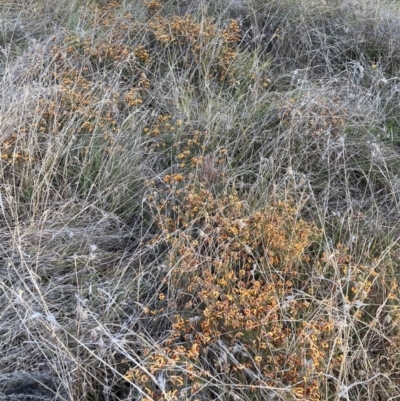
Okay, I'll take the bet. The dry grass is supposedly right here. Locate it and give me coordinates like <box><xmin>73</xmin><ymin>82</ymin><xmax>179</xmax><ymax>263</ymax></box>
<box><xmin>1</xmin><ymin>0</ymin><xmax>400</xmax><ymax>400</ymax></box>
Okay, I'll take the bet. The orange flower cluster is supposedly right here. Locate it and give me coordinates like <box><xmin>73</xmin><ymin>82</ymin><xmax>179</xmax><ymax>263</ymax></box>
<box><xmin>134</xmin><ymin>145</ymin><xmax>400</xmax><ymax>399</ymax></box>
<box><xmin>139</xmin><ymin>171</ymin><xmax>343</xmax><ymax>400</ymax></box>
<box><xmin>148</xmin><ymin>13</ymin><xmax>242</xmax><ymax>82</ymax></box>
<box><xmin>1</xmin><ymin>1</ymin><xmax>246</xmax><ymax>167</ymax></box>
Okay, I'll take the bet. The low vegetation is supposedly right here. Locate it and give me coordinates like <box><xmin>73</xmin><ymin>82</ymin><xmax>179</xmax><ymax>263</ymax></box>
<box><xmin>1</xmin><ymin>0</ymin><xmax>400</xmax><ymax>400</ymax></box>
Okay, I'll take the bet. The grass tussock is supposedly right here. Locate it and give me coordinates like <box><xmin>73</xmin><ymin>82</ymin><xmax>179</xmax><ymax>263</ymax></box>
<box><xmin>1</xmin><ymin>0</ymin><xmax>400</xmax><ymax>400</ymax></box>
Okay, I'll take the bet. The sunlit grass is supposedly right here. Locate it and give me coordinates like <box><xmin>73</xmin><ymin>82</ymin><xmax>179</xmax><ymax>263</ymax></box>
<box><xmin>1</xmin><ymin>0</ymin><xmax>400</xmax><ymax>400</ymax></box>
